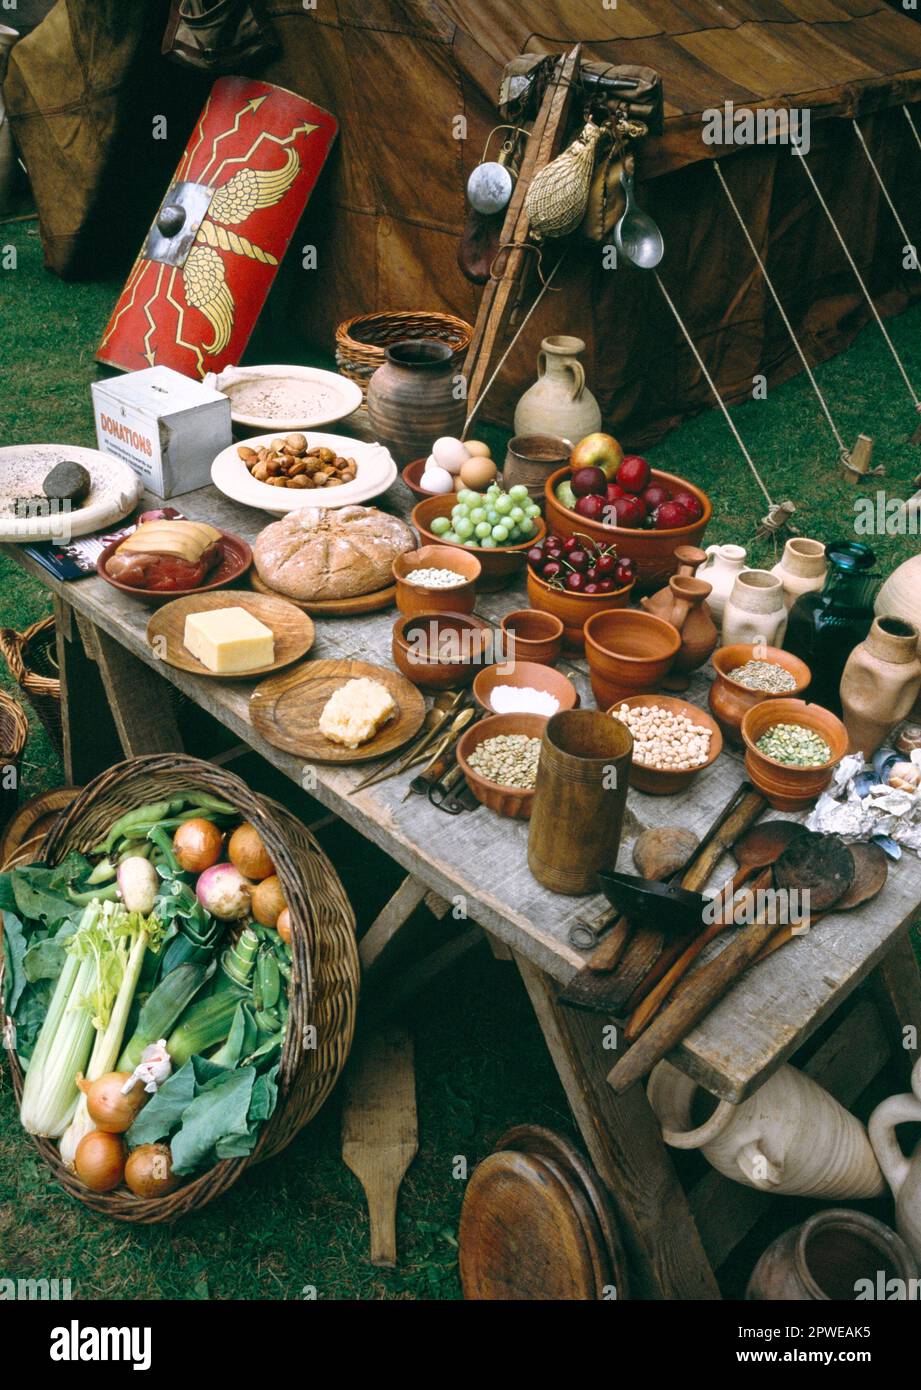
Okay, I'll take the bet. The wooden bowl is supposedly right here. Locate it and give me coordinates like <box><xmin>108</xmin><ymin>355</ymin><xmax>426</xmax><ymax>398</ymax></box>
<box><xmin>606</xmin><ymin>695</ymin><xmax>722</xmax><ymax>794</ymax></box>
<box><xmin>393</xmin><ymin>544</ymin><xmax>481</xmax><ymax>617</ymax></box>
<box><xmin>708</xmin><ymin>644</ymin><xmax>812</xmax><ymax>746</ymax></box>
<box><xmin>472</xmin><ymin>660</ymin><xmax>579</xmax><ymax>716</ymax></box>
<box><xmin>392</xmin><ymin>611</ymin><xmax>493</xmax><ymax>690</ymax></box>
<box><xmin>544</xmin><ymin>466</ymin><xmax>711</xmax><ymax>594</ymax></box>
<box><xmin>456</xmin><ymin>713</ymin><xmax>547</xmax><ymax>818</ymax></box>
<box><xmin>499</xmin><ymin>609</ymin><xmax>564</xmax><ymax>666</ymax></box>
<box><xmin>740</xmin><ymin>698</ymin><xmax>849</xmax><ymax>811</ymax></box>
<box><xmin>526</xmin><ymin>564</ymin><xmax>633</xmax><ymax>652</ymax></box>
<box><xmin>97</xmin><ymin>529</ymin><xmax>252</xmax><ymax>604</ymax></box>
<box><xmin>584</xmin><ymin>610</ymin><xmax>681</xmax><ymax>707</ymax></box>
<box><xmin>411</xmin><ymin>493</ymin><xmax>546</xmax><ymax>592</ymax></box>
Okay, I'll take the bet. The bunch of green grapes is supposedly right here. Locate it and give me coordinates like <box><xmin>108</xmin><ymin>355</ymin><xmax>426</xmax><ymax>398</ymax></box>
<box><xmin>429</xmin><ymin>484</ymin><xmax>541</xmax><ymax>549</ymax></box>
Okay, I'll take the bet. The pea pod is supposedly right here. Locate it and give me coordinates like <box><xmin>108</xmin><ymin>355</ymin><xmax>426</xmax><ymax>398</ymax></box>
<box><xmin>95</xmin><ymin>799</ymin><xmax>174</xmax><ymax>854</ymax></box>
<box><xmin>257</xmin><ymin>948</ymin><xmax>280</xmax><ymax>1010</ymax></box>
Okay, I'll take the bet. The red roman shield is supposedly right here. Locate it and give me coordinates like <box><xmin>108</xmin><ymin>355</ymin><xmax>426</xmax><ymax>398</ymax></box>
<box><xmin>98</xmin><ymin>77</ymin><xmax>338</xmax><ymax>378</ymax></box>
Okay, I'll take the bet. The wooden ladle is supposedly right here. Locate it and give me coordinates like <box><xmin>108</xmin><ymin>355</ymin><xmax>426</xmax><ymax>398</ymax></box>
<box><xmin>624</xmin><ymin>821</ymin><xmax>806</xmax><ymax>1042</ymax></box>
<box><xmin>756</xmin><ymin>841</ymin><xmax>888</xmax><ymax>963</ymax></box>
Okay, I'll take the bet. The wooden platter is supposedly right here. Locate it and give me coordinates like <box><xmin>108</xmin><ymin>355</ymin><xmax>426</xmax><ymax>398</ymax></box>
<box><xmin>250</xmin><ymin>569</ymin><xmax>396</xmax><ymax>617</ymax></box>
<box><xmin>0</xmin><ymin>787</ymin><xmax>82</xmax><ymax>869</ymax></box>
<box><xmin>145</xmin><ymin>591</ymin><xmax>315</xmax><ymax>680</ymax></box>
<box><xmin>250</xmin><ymin>659</ymin><xmax>426</xmax><ymax>764</ymax></box>
<box><xmin>459</xmin><ymin>1149</ymin><xmax>603</xmax><ymax>1300</ymax></box>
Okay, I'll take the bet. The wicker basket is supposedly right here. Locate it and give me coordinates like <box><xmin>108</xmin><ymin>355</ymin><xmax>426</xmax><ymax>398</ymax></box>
<box><xmin>1</xmin><ymin>754</ymin><xmax>360</xmax><ymax>1222</ymax></box>
<box><xmin>0</xmin><ymin>617</ymin><xmax>61</xmax><ymax>754</ymax></box>
<box><xmin>0</xmin><ymin>690</ymin><xmax>30</xmax><ymax>835</ymax></box>
<box><xmin>335</xmin><ymin>311</ymin><xmax>474</xmax><ymax>397</ymax></box>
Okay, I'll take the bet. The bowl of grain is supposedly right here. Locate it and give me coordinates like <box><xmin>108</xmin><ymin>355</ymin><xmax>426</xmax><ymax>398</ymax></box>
<box><xmin>607</xmin><ymin>695</ymin><xmax>723</xmax><ymax>794</ymax></box>
<box><xmin>740</xmin><ymin>698</ymin><xmax>848</xmax><ymax>811</ymax></box>
<box><xmin>456</xmin><ymin>713</ymin><xmax>547</xmax><ymax>818</ymax></box>
<box><xmin>709</xmin><ymin>644</ymin><xmax>812</xmax><ymax>746</ymax></box>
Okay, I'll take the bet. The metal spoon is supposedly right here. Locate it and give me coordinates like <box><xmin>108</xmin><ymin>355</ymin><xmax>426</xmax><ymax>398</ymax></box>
<box><xmin>613</xmin><ymin>170</ymin><xmax>664</xmax><ymax>270</ymax></box>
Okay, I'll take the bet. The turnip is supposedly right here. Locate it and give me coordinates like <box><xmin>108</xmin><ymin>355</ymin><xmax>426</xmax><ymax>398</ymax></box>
<box><xmin>117</xmin><ymin>856</ymin><xmax>159</xmax><ymax>915</ymax></box>
<box><xmin>195</xmin><ymin>863</ymin><xmax>252</xmax><ymax>920</ymax></box>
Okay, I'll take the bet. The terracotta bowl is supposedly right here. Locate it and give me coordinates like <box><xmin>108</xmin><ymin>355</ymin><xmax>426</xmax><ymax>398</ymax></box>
<box><xmin>606</xmin><ymin>694</ymin><xmax>723</xmax><ymax>794</ymax></box>
<box><xmin>584</xmin><ymin>609</ymin><xmax>681</xmax><ymax>707</ymax></box>
<box><xmin>402</xmin><ymin>457</ymin><xmax>457</xmax><ymax>499</ymax></box>
<box><xmin>456</xmin><ymin>712</ymin><xmax>547</xmax><ymax>818</ymax></box>
<box><xmin>393</xmin><ymin>544</ymin><xmax>481</xmax><ymax>617</ymax></box>
<box><xmin>472</xmin><ymin>660</ymin><xmax>579</xmax><ymax>716</ymax></box>
<box><xmin>526</xmin><ymin>564</ymin><xmax>634</xmax><ymax>652</ymax></box>
<box><xmin>740</xmin><ymin>698</ymin><xmax>849</xmax><ymax>811</ymax></box>
<box><xmin>411</xmin><ymin>493</ymin><xmax>546</xmax><ymax>592</ymax></box>
<box><xmin>544</xmin><ymin>466</ymin><xmax>711</xmax><ymax>594</ymax></box>
<box><xmin>96</xmin><ymin>529</ymin><xmax>252</xmax><ymax>604</ymax></box>
<box><xmin>709</xmin><ymin>644</ymin><xmax>812</xmax><ymax>746</ymax></box>
<box><xmin>392</xmin><ymin>611</ymin><xmax>493</xmax><ymax>690</ymax></box>
<box><xmin>499</xmin><ymin>609</ymin><xmax>564</xmax><ymax>666</ymax></box>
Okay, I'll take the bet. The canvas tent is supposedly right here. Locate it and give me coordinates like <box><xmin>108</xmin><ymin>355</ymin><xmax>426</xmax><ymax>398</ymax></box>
<box><xmin>7</xmin><ymin>0</ymin><xmax>921</xmax><ymax>442</ymax></box>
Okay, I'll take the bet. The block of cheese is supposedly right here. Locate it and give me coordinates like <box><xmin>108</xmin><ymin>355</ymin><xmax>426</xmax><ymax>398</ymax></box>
<box><xmin>319</xmin><ymin>677</ymin><xmax>396</xmax><ymax>748</ymax></box>
<box><xmin>183</xmin><ymin>606</ymin><xmax>275</xmax><ymax>673</ymax></box>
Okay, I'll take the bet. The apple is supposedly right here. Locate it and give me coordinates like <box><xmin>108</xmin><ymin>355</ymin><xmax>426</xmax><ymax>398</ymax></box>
<box><xmin>642</xmin><ymin>482</ymin><xmax>671</xmax><ymax>512</ymax></box>
<box><xmin>610</xmin><ymin>494</ymin><xmax>644</xmax><ymax>528</ymax></box>
<box><xmin>605</xmin><ymin>481</ymin><xmax>625</xmax><ymax>506</ymax></box>
<box><xmin>571</xmin><ymin>466</ymin><xmax>607</xmax><ymax>499</ymax></box>
<box><xmin>672</xmin><ymin>489</ymin><xmax>703</xmax><ymax>522</ymax></box>
<box><xmin>655</xmin><ymin>499</ymin><xmax>693</xmax><ymax>530</ymax></box>
<box><xmin>570</xmin><ymin>432</ymin><xmax>624</xmax><ymax>481</ymax></box>
<box><xmin>575</xmin><ymin>494</ymin><xmax>607</xmax><ymax>522</ymax></box>
<box><xmin>616</xmin><ymin>454</ymin><xmax>651</xmax><ymax>494</ymax></box>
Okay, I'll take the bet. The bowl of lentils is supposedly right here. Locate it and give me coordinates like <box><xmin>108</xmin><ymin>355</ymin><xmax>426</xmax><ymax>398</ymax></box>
<box><xmin>741</xmin><ymin>698</ymin><xmax>849</xmax><ymax>811</ymax></box>
<box><xmin>606</xmin><ymin>695</ymin><xmax>723</xmax><ymax>794</ymax></box>
<box><xmin>709</xmin><ymin>644</ymin><xmax>812</xmax><ymax>745</ymax></box>
<box><xmin>456</xmin><ymin>713</ymin><xmax>547</xmax><ymax>818</ymax></box>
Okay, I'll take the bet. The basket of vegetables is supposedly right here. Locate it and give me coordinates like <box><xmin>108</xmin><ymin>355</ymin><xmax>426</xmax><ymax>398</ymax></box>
<box><xmin>0</xmin><ymin>754</ymin><xmax>359</xmax><ymax>1221</ymax></box>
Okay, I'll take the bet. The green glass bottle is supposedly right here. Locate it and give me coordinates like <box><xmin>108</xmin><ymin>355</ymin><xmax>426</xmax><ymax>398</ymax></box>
<box><xmin>784</xmin><ymin>541</ymin><xmax>880</xmax><ymax>714</ymax></box>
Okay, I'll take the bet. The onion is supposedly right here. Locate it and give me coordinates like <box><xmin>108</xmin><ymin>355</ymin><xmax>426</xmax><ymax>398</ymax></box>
<box><xmin>173</xmin><ymin>818</ymin><xmax>224</xmax><ymax>873</ymax></box>
<box><xmin>117</xmin><ymin>855</ymin><xmax>159</xmax><ymax>914</ymax></box>
<box><xmin>276</xmin><ymin>907</ymin><xmax>292</xmax><ymax>945</ymax></box>
<box><xmin>195</xmin><ymin>862</ymin><xmax>252</xmax><ymax>920</ymax></box>
<box><xmin>125</xmin><ymin>1143</ymin><xmax>181</xmax><ymax>1198</ymax></box>
<box><xmin>252</xmin><ymin>874</ymin><xmax>286</xmax><ymax>928</ymax></box>
<box><xmin>228</xmin><ymin>822</ymin><xmax>274</xmax><ymax>880</ymax></box>
<box><xmin>74</xmin><ymin>1130</ymin><xmax>126</xmax><ymax>1192</ymax></box>
<box><xmin>78</xmin><ymin>1071</ymin><xmax>147</xmax><ymax>1133</ymax></box>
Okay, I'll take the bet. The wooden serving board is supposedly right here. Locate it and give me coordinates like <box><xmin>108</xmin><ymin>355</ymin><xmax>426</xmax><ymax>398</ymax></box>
<box><xmin>145</xmin><ymin>591</ymin><xmax>315</xmax><ymax>679</ymax></box>
<box><xmin>250</xmin><ymin>569</ymin><xmax>396</xmax><ymax>617</ymax></box>
<box><xmin>250</xmin><ymin>658</ymin><xmax>426</xmax><ymax>764</ymax></box>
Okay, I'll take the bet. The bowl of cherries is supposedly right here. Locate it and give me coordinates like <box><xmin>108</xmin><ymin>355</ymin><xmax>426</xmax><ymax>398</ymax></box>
<box><xmin>526</xmin><ymin>532</ymin><xmax>636</xmax><ymax>652</ymax></box>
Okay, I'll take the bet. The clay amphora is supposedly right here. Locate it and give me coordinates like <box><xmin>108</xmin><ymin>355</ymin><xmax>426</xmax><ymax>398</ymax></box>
<box><xmin>840</xmin><ymin>615</ymin><xmax>921</xmax><ymax>757</ymax></box>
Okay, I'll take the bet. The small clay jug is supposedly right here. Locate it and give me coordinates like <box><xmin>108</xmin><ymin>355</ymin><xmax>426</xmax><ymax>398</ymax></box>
<box><xmin>513</xmin><ymin>335</ymin><xmax>602</xmax><ymax>440</ymax></box>
<box><xmin>771</xmin><ymin>537</ymin><xmax>827</xmax><ymax>610</ymax></box>
<box><xmin>367</xmin><ymin>339</ymin><xmax>466</xmax><ymax>464</ymax></box>
<box><xmin>674</xmin><ymin>545</ymin><xmax>708</xmax><ymax>579</ymax></box>
<box><xmin>695</xmin><ymin>543</ymin><xmax>747</xmax><ymax>623</ymax></box>
<box><xmin>840</xmin><ymin>615</ymin><xmax>921</xmax><ymax>757</ymax></box>
<box><xmin>641</xmin><ymin>574</ymin><xmax>717</xmax><ymax>689</ymax></box>
<box><xmin>747</xmin><ymin>1210</ymin><xmax>917</xmax><ymax>1301</ymax></box>
<box><xmin>722</xmin><ymin>569</ymin><xmax>788</xmax><ymax>647</ymax></box>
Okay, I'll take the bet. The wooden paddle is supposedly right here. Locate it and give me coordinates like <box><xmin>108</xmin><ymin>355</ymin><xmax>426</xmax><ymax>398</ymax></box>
<box><xmin>624</xmin><ymin>821</ymin><xmax>806</xmax><ymax>1041</ymax></box>
<box><xmin>608</xmin><ymin>833</ymin><xmax>855</xmax><ymax>1093</ymax></box>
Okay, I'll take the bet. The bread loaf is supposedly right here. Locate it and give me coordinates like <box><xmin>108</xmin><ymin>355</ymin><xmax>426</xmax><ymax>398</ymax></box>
<box><xmin>254</xmin><ymin>505</ymin><xmax>416</xmax><ymax>600</ymax></box>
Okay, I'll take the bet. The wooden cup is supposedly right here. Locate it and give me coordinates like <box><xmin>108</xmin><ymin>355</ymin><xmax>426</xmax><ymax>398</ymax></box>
<box><xmin>527</xmin><ymin>709</ymin><xmax>633</xmax><ymax>895</ymax></box>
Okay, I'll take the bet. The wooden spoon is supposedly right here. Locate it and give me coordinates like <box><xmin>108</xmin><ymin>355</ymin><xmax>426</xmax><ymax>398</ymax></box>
<box><xmin>756</xmin><ymin>841</ymin><xmax>888</xmax><ymax>963</ymax></box>
<box><xmin>624</xmin><ymin>821</ymin><xmax>806</xmax><ymax>1041</ymax></box>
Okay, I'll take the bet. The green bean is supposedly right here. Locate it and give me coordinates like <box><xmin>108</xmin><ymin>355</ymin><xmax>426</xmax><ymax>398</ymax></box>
<box><xmin>94</xmin><ymin>799</ymin><xmax>174</xmax><ymax>853</ymax></box>
<box><xmin>257</xmin><ymin>950</ymin><xmax>280</xmax><ymax>1010</ymax></box>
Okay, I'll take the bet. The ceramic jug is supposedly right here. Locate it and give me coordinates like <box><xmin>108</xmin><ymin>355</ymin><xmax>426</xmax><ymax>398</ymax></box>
<box><xmin>640</xmin><ymin>574</ymin><xmax>718</xmax><ymax>689</ymax></box>
<box><xmin>722</xmin><ymin>569</ymin><xmax>788</xmax><ymax>648</ymax></box>
<box><xmin>876</xmin><ymin>553</ymin><xmax>921</xmax><ymax>717</ymax></box>
<box><xmin>694</xmin><ymin>543</ymin><xmax>747</xmax><ymax>624</ymax></box>
<box><xmin>869</xmin><ymin>1058</ymin><xmax>921</xmax><ymax>1261</ymax></box>
<box><xmin>0</xmin><ymin>26</ymin><xmax>19</xmax><ymax>218</ymax></box>
<box><xmin>366</xmin><ymin>339</ymin><xmax>466</xmax><ymax>464</ymax></box>
<box><xmin>840</xmin><ymin>616</ymin><xmax>921</xmax><ymax>757</ymax></box>
<box><xmin>648</xmin><ymin>1058</ymin><xmax>884</xmax><ymax>1198</ymax></box>
<box><xmin>747</xmin><ymin>1210</ymin><xmax>917</xmax><ymax>1300</ymax></box>
<box><xmin>513</xmin><ymin>335</ymin><xmax>601</xmax><ymax>441</ymax></box>
<box><xmin>784</xmin><ymin>540</ymin><xmax>879</xmax><ymax>715</ymax></box>
<box><xmin>771</xmin><ymin>537</ymin><xmax>827</xmax><ymax>611</ymax></box>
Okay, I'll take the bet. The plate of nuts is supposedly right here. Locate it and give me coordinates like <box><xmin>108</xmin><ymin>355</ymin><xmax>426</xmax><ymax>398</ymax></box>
<box><xmin>211</xmin><ymin>431</ymin><xmax>397</xmax><ymax>515</ymax></box>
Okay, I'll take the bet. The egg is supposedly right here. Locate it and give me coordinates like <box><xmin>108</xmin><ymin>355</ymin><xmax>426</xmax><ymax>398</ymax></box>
<box><xmin>453</xmin><ymin>475</ymin><xmax>465</xmax><ymax>493</ymax></box>
<box><xmin>464</xmin><ymin>440</ymin><xmax>492</xmax><ymax>459</ymax></box>
<box><xmin>420</xmin><ymin>464</ymin><xmax>454</xmax><ymax>495</ymax></box>
<box><xmin>432</xmin><ymin>436</ymin><xmax>469</xmax><ymax>474</ymax></box>
<box><xmin>460</xmin><ymin>456</ymin><xmax>498</xmax><ymax>490</ymax></box>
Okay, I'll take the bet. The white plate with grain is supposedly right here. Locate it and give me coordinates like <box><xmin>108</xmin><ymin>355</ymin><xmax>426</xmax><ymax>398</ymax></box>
<box><xmin>206</xmin><ymin>365</ymin><xmax>363</xmax><ymax>432</ymax></box>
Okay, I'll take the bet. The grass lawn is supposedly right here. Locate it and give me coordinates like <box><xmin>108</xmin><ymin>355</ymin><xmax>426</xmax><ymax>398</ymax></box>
<box><xmin>1</xmin><ymin>218</ymin><xmax>919</xmax><ymax>1299</ymax></box>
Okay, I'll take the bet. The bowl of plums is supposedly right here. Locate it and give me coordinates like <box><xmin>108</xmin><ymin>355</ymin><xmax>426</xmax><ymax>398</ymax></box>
<box><xmin>526</xmin><ymin>531</ymin><xmax>636</xmax><ymax>652</ymax></box>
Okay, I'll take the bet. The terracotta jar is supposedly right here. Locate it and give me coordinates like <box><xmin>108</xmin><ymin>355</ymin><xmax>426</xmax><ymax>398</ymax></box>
<box><xmin>771</xmin><ymin>537</ymin><xmax>827</xmax><ymax>610</ymax></box>
<box><xmin>648</xmin><ymin>1059</ymin><xmax>884</xmax><ymax>1200</ymax></box>
<box><xmin>840</xmin><ymin>616</ymin><xmax>921</xmax><ymax>757</ymax></box>
<box><xmin>869</xmin><ymin>1058</ymin><xmax>921</xmax><ymax>1262</ymax></box>
<box><xmin>640</xmin><ymin>574</ymin><xmax>718</xmax><ymax>689</ymax></box>
<box><xmin>747</xmin><ymin>1210</ymin><xmax>917</xmax><ymax>1301</ymax></box>
<box><xmin>722</xmin><ymin>569</ymin><xmax>788</xmax><ymax>647</ymax></box>
<box><xmin>695</xmin><ymin>543</ymin><xmax>747</xmax><ymax>623</ymax></box>
<box><xmin>366</xmin><ymin>339</ymin><xmax>466</xmax><ymax>464</ymax></box>
<box><xmin>876</xmin><ymin>553</ymin><xmax>921</xmax><ymax>717</ymax></box>
<box><xmin>513</xmin><ymin>335</ymin><xmax>602</xmax><ymax>441</ymax></box>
